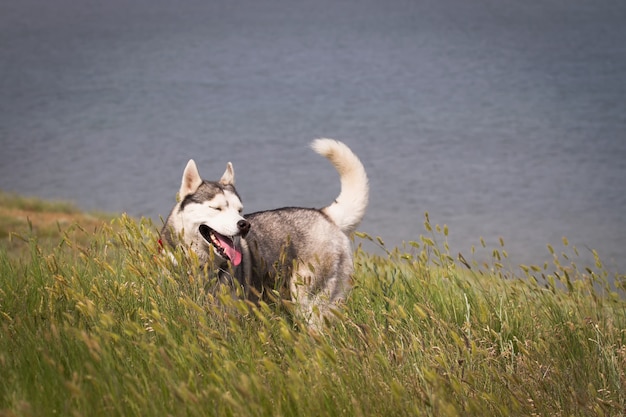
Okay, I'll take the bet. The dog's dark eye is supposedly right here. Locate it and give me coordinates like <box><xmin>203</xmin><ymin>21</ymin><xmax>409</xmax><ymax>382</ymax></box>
<box><xmin>210</xmin><ymin>206</ymin><xmax>222</xmax><ymax>211</ymax></box>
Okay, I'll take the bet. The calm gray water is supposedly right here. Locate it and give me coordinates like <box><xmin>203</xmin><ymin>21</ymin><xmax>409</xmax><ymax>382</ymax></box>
<box><xmin>1</xmin><ymin>0</ymin><xmax>625</xmax><ymax>274</ymax></box>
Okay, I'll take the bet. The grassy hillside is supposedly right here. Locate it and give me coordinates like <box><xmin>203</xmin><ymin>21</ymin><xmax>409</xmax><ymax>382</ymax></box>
<box><xmin>0</xmin><ymin>191</ymin><xmax>113</xmax><ymax>258</ymax></box>
<box><xmin>1</xmin><ymin>192</ymin><xmax>625</xmax><ymax>416</ymax></box>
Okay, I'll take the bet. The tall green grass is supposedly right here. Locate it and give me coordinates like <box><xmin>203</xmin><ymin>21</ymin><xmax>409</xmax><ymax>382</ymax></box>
<box><xmin>1</xmin><ymin>213</ymin><xmax>625</xmax><ymax>416</ymax></box>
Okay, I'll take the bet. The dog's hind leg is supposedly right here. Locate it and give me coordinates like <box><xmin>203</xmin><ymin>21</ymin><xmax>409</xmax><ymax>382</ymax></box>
<box><xmin>290</xmin><ymin>255</ymin><xmax>353</xmax><ymax>330</ymax></box>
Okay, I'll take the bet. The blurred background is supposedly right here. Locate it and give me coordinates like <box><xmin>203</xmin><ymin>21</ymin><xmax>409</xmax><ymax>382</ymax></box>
<box><xmin>1</xmin><ymin>0</ymin><xmax>625</xmax><ymax>273</ymax></box>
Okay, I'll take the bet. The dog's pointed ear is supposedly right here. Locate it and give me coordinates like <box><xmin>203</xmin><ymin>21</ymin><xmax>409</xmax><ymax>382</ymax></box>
<box><xmin>180</xmin><ymin>159</ymin><xmax>203</xmax><ymax>197</ymax></box>
<box><xmin>219</xmin><ymin>162</ymin><xmax>235</xmax><ymax>186</ymax></box>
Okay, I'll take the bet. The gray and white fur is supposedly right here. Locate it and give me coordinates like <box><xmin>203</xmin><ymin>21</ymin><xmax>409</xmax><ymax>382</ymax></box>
<box><xmin>161</xmin><ymin>139</ymin><xmax>369</xmax><ymax>328</ymax></box>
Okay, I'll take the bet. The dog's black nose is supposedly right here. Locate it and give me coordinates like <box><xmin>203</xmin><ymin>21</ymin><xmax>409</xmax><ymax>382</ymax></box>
<box><xmin>237</xmin><ymin>219</ymin><xmax>251</xmax><ymax>237</ymax></box>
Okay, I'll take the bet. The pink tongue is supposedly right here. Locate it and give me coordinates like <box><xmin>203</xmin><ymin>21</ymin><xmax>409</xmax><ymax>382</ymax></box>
<box><xmin>214</xmin><ymin>233</ymin><xmax>242</xmax><ymax>266</ymax></box>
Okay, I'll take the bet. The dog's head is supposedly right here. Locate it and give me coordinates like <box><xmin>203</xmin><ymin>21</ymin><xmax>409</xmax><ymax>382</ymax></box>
<box><xmin>173</xmin><ymin>160</ymin><xmax>250</xmax><ymax>266</ymax></box>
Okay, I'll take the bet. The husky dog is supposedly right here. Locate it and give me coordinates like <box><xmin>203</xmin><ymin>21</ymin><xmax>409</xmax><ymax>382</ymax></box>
<box><xmin>161</xmin><ymin>139</ymin><xmax>369</xmax><ymax>327</ymax></box>
<box><xmin>160</xmin><ymin>159</ymin><xmax>251</xmax><ymax>270</ymax></box>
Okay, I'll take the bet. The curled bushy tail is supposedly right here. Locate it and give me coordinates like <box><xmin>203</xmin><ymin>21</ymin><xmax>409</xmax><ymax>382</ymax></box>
<box><xmin>311</xmin><ymin>138</ymin><xmax>369</xmax><ymax>234</ymax></box>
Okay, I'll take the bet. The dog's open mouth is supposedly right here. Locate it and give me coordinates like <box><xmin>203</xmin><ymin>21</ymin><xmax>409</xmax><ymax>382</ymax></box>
<box><xmin>198</xmin><ymin>224</ymin><xmax>242</xmax><ymax>266</ymax></box>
